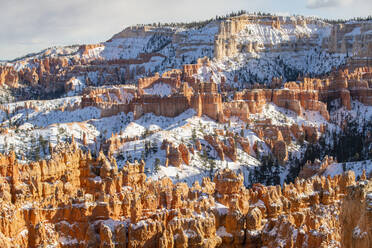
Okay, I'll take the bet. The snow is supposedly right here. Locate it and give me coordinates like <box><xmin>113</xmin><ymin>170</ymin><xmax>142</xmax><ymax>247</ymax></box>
<box><xmin>332</xmin><ymin>100</ymin><xmax>372</xmax><ymax>132</ymax></box>
<box><xmin>0</xmin><ymin>15</ymin><xmax>370</xmax><ymax>190</ymax></box>
<box><xmin>212</xmin><ymin>202</ymin><xmax>229</xmax><ymax>215</ymax></box>
<box><xmin>21</xmin><ymin>203</ymin><xmax>33</xmax><ymax>210</ymax></box>
<box><xmin>367</xmin><ymin>193</ymin><xmax>372</xmax><ymax>201</ymax></box>
<box><xmin>236</xmin><ymin>21</ymin><xmax>330</xmax><ymax>46</ymax></box>
<box><xmin>352</xmin><ymin>226</ymin><xmax>367</xmax><ymax>239</ymax></box>
<box><xmin>3</xmin><ymin>96</ymin><xmax>81</xmax><ymax>114</ymax></box>
<box><xmin>191</xmin><ymin>17</ymin><xmax>350</xmax><ymax>85</ymax></box>
<box><xmin>144</xmin><ymin>83</ymin><xmax>173</xmax><ymax>97</ymax></box>
<box><xmin>95</xmin><ymin>218</ymin><xmax>128</xmax><ymax>232</ymax></box>
<box><xmin>4</xmin><ymin>13</ymin><xmax>368</xmax><ymax>92</ymax></box>
<box><xmin>3</xmin><ymin>19</ymin><xmax>219</xmax><ymax>88</ymax></box>
<box><xmin>184</xmin><ymin>229</ymin><xmax>197</xmax><ymax>238</ymax></box>
<box><xmin>118</xmin><ymin>89</ymin><xmax>135</xmax><ymax>103</ymax></box>
<box><xmin>250</xmin><ymin>103</ymin><xmax>328</xmax><ymax>128</ymax></box>
<box><xmin>124</xmin><ymin>110</ymin><xmax>262</xmax><ymax>186</ymax></box>
<box><xmin>59</xmin><ymin>237</ymin><xmax>80</xmax><ymax>246</ymax></box>
<box><xmin>28</xmin><ymin>106</ymin><xmax>101</xmax><ymax>127</ymax></box>
<box><xmin>132</xmin><ymin>220</ymin><xmax>148</xmax><ymax>230</ymax></box>
<box><xmin>322</xmin><ymin>160</ymin><xmax>372</xmax><ymax>179</ymax></box>
<box><xmin>1</xmin><ymin>91</ymin><xmax>357</xmax><ymax>186</ymax></box>
<box><xmin>65</xmin><ymin>77</ymin><xmax>86</xmax><ymax>96</ymax></box>
<box><xmin>95</xmin><ymin>37</ymin><xmax>152</xmax><ymax>60</ymax></box>
<box><xmin>92</xmin><ymin>176</ymin><xmax>102</xmax><ymax>183</ymax></box>
<box><xmin>0</xmin><ymin>88</ymin><xmax>369</xmax><ymax>188</ymax></box>
<box><xmin>19</xmin><ymin>229</ymin><xmax>28</xmax><ymax>237</ymax></box>
<box><xmin>197</xmin><ymin>49</ymin><xmax>346</xmax><ymax>86</ymax></box>
<box><xmin>345</xmin><ymin>27</ymin><xmax>361</xmax><ymax>36</ymax></box>
<box><xmin>216</xmin><ymin>226</ymin><xmax>233</xmax><ymax>237</ymax></box>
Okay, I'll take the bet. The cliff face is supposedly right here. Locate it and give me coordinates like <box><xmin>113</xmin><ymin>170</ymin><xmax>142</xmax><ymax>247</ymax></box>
<box><xmin>0</xmin><ymin>144</ymin><xmax>369</xmax><ymax>247</ymax></box>
<box><xmin>214</xmin><ymin>14</ymin><xmax>372</xmax><ymax>62</ymax></box>
<box><xmin>214</xmin><ymin>15</ymin><xmax>322</xmax><ymax>59</ymax></box>
<box><xmin>0</xmin><ymin>49</ymin><xmax>370</xmax><ymax>175</ymax></box>
<box><xmin>340</xmin><ymin>178</ymin><xmax>372</xmax><ymax>248</ymax></box>
<box><xmin>72</xmin><ymin>61</ymin><xmax>372</xmax><ymax>165</ymax></box>
<box><xmin>0</xmin><ymin>21</ymin><xmax>218</xmax><ymax>98</ymax></box>
<box><xmin>1</xmin><ymin>14</ymin><xmax>371</xmax><ymax>98</ymax></box>
<box><xmin>80</xmin><ymin>55</ymin><xmax>371</xmax><ymax>120</ymax></box>
<box><xmin>327</xmin><ymin>21</ymin><xmax>372</xmax><ymax>58</ymax></box>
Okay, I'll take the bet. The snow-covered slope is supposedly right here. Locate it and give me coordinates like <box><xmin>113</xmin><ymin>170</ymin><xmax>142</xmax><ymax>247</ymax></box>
<box><xmin>323</xmin><ymin>160</ymin><xmax>372</xmax><ymax>179</ymax></box>
<box><xmin>0</xmin><ymin>13</ymin><xmax>371</xmax><ymax>188</ymax></box>
<box><xmin>1</xmin><ymin>79</ymin><xmax>370</xmax><ymax>186</ymax></box>
<box><xmin>5</xmin><ymin>14</ymin><xmax>370</xmax><ymax>92</ymax></box>
<box><xmin>196</xmin><ymin>16</ymin><xmax>350</xmax><ymax>85</ymax></box>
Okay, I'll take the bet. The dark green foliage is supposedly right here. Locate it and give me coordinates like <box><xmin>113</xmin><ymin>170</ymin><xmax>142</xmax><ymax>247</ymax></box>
<box><xmin>141</xmin><ymin>10</ymin><xmax>276</xmax><ymax>30</ymax></box>
<box><xmin>249</xmin><ymin>154</ymin><xmax>281</xmax><ymax>186</ymax></box>
<box><xmin>153</xmin><ymin>158</ymin><xmax>160</xmax><ymax>174</ymax></box>
<box><xmin>287</xmin><ymin>113</ymin><xmax>372</xmax><ymax>182</ymax></box>
<box><xmin>144</xmin><ymin>33</ymin><xmax>172</xmax><ymax>53</ymax></box>
<box><xmin>305</xmin><ymin>118</ymin><xmax>371</xmax><ymax>163</ymax></box>
<box><xmin>322</xmin><ymin>15</ymin><xmax>372</xmax><ymax>24</ymax></box>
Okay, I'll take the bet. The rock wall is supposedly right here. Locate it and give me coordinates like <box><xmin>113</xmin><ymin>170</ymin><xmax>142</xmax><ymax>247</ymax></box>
<box><xmin>326</xmin><ymin>21</ymin><xmax>372</xmax><ymax>58</ymax></box>
<box><xmin>340</xmin><ymin>177</ymin><xmax>372</xmax><ymax>248</ymax></box>
<box><xmin>299</xmin><ymin>155</ymin><xmax>337</xmax><ymax>179</ymax></box>
<box><xmin>214</xmin><ymin>14</ymin><xmax>372</xmax><ymax>63</ymax></box>
<box><xmin>285</xmin><ymin>66</ymin><xmax>372</xmax><ymax>107</ymax></box>
<box><xmin>214</xmin><ymin>15</ymin><xmax>296</xmax><ymax>59</ymax></box>
<box><xmin>79</xmin><ymin>65</ymin><xmax>371</xmax><ymax>162</ymax></box>
<box><xmin>0</xmin><ymin>66</ymin><xmax>19</xmax><ymax>87</ymax></box>
<box><xmin>161</xmin><ymin>139</ymin><xmax>191</xmax><ymax>167</ymax></box>
<box><xmin>1</xmin><ymin>15</ymin><xmax>371</xmax><ymax>99</ymax></box>
<box><xmin>0</xmin><ymin>50</ymin><xmax>166</xmax><ymax>96</ymax></box>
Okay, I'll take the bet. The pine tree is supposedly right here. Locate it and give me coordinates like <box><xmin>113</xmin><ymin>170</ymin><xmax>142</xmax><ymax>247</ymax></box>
<box><xmin>154</xmin><ymin>158</ymin><xmax>160</xmax><ymax>173</ymax></box>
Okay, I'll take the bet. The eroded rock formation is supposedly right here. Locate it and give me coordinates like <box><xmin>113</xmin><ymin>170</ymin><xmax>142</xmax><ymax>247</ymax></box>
<box><xmin>0</xmin><ymin>143</ymin><xmax>369</xmax><ymax>247</ymax></box>
<box><xmin>0</xmin><ymin>14</ymin><xmax>371</xmax><ymax>248</ymax></box>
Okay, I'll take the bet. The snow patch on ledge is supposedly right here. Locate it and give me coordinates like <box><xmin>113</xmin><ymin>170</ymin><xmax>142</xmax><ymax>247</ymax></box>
<box><xmin>216</xmin><ymin>226</ymin><xmax>233</xmax><ymax>237</ymax></box>
<box><xmin>144</xmin><ymin>83</ymin><xmax>172</xmax><ymax>97</ymax></box>
<box><xmin>322</xmin><ymin>160</ymin><xmax>372</xmax><ymax>179</ymax></box>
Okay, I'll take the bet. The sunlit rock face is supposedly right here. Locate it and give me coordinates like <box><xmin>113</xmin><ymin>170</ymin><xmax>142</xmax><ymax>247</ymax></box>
<box><xmin>0</xmin><ymin>143</ymin><xmax>369</xmax><ymax>247</ymax></box>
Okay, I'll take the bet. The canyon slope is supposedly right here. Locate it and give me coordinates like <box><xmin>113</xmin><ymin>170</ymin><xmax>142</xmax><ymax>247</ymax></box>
<box><xmin>0</xmin><ymin>13</ymin><xmax>371</xmax><ymax>247</ymax></box>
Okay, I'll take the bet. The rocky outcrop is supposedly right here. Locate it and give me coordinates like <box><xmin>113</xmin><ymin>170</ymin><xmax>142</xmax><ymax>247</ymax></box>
<box><xmin>236</xmin><ymin>136</ymin><xmax>250</xmax><ymax>154</ymax></box>
<box><xmin>161</xmin><ymin>140</ymin><xmax>190</xmax><ymax>167</ymax></box>
<box><xmin>273</xmin><ymin>89</ymin><xmax>330</xmax><ymax>121</ymax></box>
<box><xmin>273</xmin><ymin>140</ymin><xmax>288</xmax><ymax>165</ymax></box>
<box><xmin>12</xmin><ymin>46</ymin><xmax>367</xmax><ymax>132</ymax></box>
<box><xmin>233</xmin><ymin>89</ymin><xmax>271</xmax><ymax>114</ymax></box>
<box><xmin>0</xmin><ymin>66</ymin><xmax>19</xmax><ymax>87</ymax></box>
<box><xmin>340</xmin><ymin>176</ymin><xmax>372</xmax><ymax>248</ymax></box>
<box><xmin>0</xmin><ymin>142</ymin><xmax>369</xmax><ymax>247</ymax></box>
<box><xmin>299</xmin><ymin>155</ymin><xmax>336</xmax><ymax>179</ymax></box>
<box><xmin>327</xmin><ymin>21</ymin><xmax>372</xmax><ymax>60</ymax></box>
<box><xmin>178</xmin><ymin>143</ymin><xmax>190</xmax><ymax>165</ymax></box>
<box><xmin>79</xmin><ymin>44</ymin><xmax>104</xmax><ymax>56</ymax></box>
<box><xmin>214</xmin><ymin>15</ymin><xmax>289</xmax><ymax>59</ymax></box>
<box><xmin>204</xmin><ymin>134</ymin><xmax>237</xmax><ymax>162</ymax></box>
<box><xmin>285</xmin><ymin>67</ymin><xmax>372</xmax><ymax>108</ymax></box>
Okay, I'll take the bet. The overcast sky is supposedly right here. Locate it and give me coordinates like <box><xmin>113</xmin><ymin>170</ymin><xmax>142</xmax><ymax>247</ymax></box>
<box><xmin>1</xmin><ymin>0</ymin><xmax>371</xmax><ymax>60</ymax></box>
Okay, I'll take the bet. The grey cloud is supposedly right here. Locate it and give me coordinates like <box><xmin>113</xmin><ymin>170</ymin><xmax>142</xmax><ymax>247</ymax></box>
<box><xmin>0</xmin><ymin>0</ymin><xmax>370</xmax><ymax>60</ymax></box>
<box><xmin>306</xmin><ymin>0</ymin><xmax>351</xmax><ymax>9</ymax></box>
<box><xmin>0</xmin><ymin>0</ymin><xmax>252</xmax><ymax>60</ymax></box>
